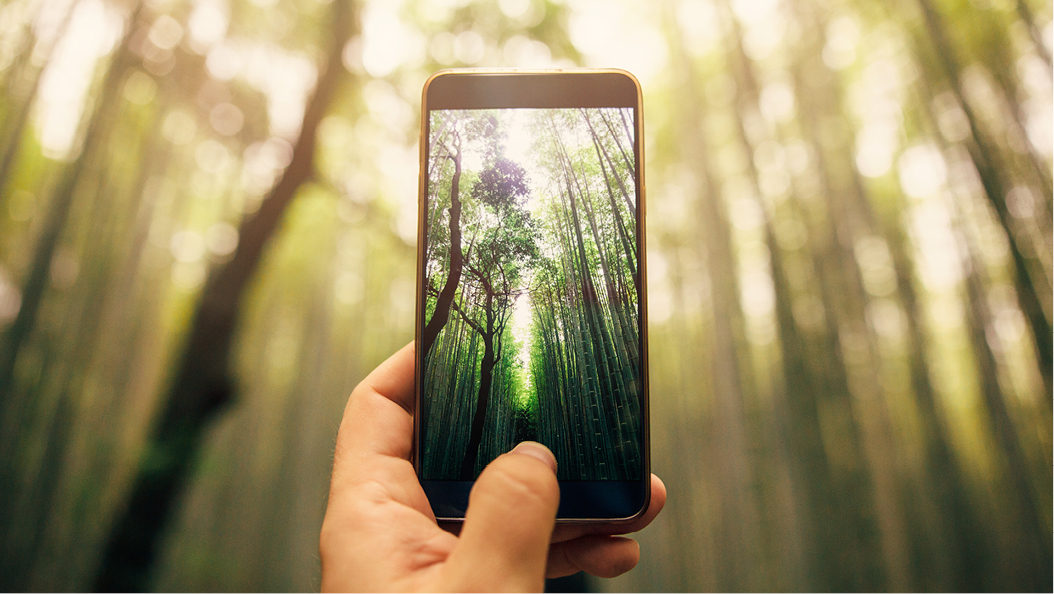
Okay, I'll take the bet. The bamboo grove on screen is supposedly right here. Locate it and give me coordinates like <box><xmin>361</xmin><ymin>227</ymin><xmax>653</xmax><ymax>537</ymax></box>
<box><xmin>420</xmin><ymin>108</ymin><xmax>642</xmax><ymax>481</ymax></box>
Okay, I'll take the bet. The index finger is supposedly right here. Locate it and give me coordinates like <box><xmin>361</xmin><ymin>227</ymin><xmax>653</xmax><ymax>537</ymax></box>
<box><xmin>335</xmin><ymin>342</ymin><xmax>416</xmax><ymax>463</ymax></box>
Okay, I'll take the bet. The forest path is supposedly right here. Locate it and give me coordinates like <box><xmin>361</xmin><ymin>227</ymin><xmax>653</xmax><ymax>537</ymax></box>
<box><xmin>507</xmin><ymin>292</ymin><xmax>536</xmax><ymax>412</ymax></box>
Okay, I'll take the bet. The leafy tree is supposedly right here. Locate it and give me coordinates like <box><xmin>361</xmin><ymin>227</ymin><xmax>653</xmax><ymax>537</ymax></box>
<box><xmin>451</xmin><ymin>155</ymin><xmax>537</xmax><ymax>479</ymax></box>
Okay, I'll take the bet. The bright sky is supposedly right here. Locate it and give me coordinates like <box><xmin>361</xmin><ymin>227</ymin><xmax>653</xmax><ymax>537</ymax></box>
<box><xmin>457</xmin><ymin>107</ymin><xmax>633</xmax><ymax>218</ymax></box>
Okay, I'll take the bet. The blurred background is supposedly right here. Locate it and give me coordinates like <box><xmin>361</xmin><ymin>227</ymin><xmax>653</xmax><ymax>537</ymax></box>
<box><xmin>0</xmin><ymin>0</ymin><xmax>1050</xmax><ymax>590</ymax></box>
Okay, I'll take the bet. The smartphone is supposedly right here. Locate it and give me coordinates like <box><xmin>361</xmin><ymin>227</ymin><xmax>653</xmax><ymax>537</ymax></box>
<box><xmin>413</xmin><ymin>69</ymin><xmax>649</xmax><ymax>522</ymax></box>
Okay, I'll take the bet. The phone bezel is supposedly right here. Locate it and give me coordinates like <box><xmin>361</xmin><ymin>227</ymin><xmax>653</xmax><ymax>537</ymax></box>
<box><xmin>413</xmin><ymin>69</ymin><xmax>650</xmax><ymax>523</ymax></box>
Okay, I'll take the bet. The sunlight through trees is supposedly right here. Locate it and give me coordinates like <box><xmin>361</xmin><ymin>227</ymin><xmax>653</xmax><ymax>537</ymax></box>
<box><xmin>0</xmin><ymin>0</ymin><xmax>1049</xmax><ymax>590</ymax></box>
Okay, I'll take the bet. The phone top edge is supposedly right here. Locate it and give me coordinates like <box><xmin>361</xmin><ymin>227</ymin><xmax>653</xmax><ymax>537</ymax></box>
<box><xmin>424</xmin><ymin>67</ymin><xmax>641</xmax><ymax>77</ymax></box>
<box><xmin>422</xmin><ymin>68</ymin><xmax>642</xmax><ymax>110</ymax></box>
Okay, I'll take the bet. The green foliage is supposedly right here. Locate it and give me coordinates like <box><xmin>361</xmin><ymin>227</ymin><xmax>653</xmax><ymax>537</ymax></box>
<box><xmin>471</xmin><ymin>156</ymin><xmax>530</xmax><ymax>208</ymax></box>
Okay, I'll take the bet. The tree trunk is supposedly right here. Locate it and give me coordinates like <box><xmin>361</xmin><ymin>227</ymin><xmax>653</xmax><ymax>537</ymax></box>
<box><xmin>952</xmin><ymin>193</ymin><xmax>1053</xmax><ymax>591</ymax></box>
<box><xmin>92</xmin><ymin>2</ymin><xmax>353</xmax><ymax>590</ymax></box>
<box><xmin>0</xmin><ymin>2</ymin><xmax>139</xmax><ymax>409</ymax></box>
<box><xmin>914</xmin><ymin>0</ymin><xmax>1053</xmax><ymax>403</ymax></box>
<box><xmin>0</xmin><ymin>0</ymin><xmax>80</xmax><ymax>200</ymax></box>
<box><xmin>422</xmin><ymin>138</ymin><xmax>464</xmax><ymax>360</ymax></box>
<box><xmin>459</xmin><ymin>291</ymin><xmax>496</xmax><ymax>480</ymax></box>
<box><xmin>597</xmin><ymin>109</ymin><xmax>634</xmax><ymax>184</ymax></box>
<box><xmin>1015</xmin><ymin>0</ymin><xmax>1052</xmax><ymax>70</ymax></box>
<box><xmin>781</xmin><ymin>7</ymin><xmax>894</xmax><ymax>585</ymax></box>
<box><xmin>583</xmin><ymin>109</ymin><xmax>638</xmax><ymax>291</ymax></box>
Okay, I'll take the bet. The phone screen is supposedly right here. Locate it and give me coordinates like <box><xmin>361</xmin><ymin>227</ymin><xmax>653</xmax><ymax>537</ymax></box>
<box><xmin>419</xmin><ymin>102</ymin><xmax>644</xmax><ymax>484</ymax></box>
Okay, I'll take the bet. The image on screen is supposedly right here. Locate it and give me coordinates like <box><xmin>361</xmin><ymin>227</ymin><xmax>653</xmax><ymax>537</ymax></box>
<box><xmin>420</xmin><ymin>107</ymin><xmax>641</xmax><ymax>482</ymax></box>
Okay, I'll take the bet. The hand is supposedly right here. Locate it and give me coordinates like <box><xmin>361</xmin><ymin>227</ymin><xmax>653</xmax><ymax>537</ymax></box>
<box><xmin>319</xmin><ymin>342</ymin><xmax>666</xmax><ymax>592</ymax></box>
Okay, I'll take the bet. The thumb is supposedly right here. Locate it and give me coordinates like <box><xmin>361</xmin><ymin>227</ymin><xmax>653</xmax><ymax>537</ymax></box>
<box><xmin>444</xmin><ymin>442</ymin><xmax>560</xmax><ymax>592</ymax></box>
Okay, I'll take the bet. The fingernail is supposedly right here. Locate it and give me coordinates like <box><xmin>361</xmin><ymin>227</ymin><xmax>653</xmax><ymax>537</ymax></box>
<box><xmin>511</xmin><ymin>441</ymin><xmax>557</xmax><ymax>474</ymax></box>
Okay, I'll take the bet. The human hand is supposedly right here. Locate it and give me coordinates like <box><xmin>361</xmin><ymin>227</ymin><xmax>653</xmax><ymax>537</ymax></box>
<box><xmin>319</xmin><ymin>342</ymin><xmax>666</xmax><ymax>592</ymax></box>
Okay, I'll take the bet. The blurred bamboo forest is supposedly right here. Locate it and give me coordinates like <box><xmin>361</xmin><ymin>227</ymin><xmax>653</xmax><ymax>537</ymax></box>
<box><xmin>0</xmin><ymin>0</ymin><xmax>1049</xmax><ymax>590</ymax></box>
